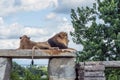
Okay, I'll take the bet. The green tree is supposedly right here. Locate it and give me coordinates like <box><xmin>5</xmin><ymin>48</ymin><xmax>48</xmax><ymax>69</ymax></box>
<box><xmin>10</xmin><ymin>70</ymin><xmax>21</xmax><ymax>80</ymax></box>
<box><xmin>11</xmin><ymin>62</ymin><xmax>25</xmax><ymax>80</ymax></box>
<box><xmin>71</xmin><ymin>0</ymin><xmax>120</xmax><ymax>61</ymax></box>
<box><xmin>12</xmin><ymin>62</ymin><xmax>25</xmax><ymax>77</ymax></box>
<box><xmin>11</xmin><ymin>62</ymin><xmax>48</xmax><ymax>80</ymax></box>
<box><xmin>24</xmin><ymin>69</ymin><xmax>41</xmax><ymax>80</ymax></box>
<box><xmin>70</xmin><ymin>0</ymin><xmax>120</xmax><ymax>80</ymax></box>
<box><xmin>23</xmin><ymin>65</ymin><xmax>48</xmax><ymax>80</ymax></box>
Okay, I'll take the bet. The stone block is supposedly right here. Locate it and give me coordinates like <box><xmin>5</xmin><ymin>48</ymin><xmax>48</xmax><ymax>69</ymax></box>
<box><xmin>84</xmin><ymin>65</ymin><xmax>105</xmax><ymax>71</ymax></box>
<box><xmin>0</xmin><ymin>58</ymin><xmax>12</xmax><ymax>80</ymax></box>
<box><xmin>48</xmin><ymin>58</ymin><xmax>76</xmax><ymax>80</ymax></box>
<box><xmin>84</xmin><ymin>71</ymin><xmax>105</xmax><ymax>77</ymax></box>
<box><xmin>84</xmin><ymin>77</ymin><xmax>105</xmax><ymax>80</ymax></box>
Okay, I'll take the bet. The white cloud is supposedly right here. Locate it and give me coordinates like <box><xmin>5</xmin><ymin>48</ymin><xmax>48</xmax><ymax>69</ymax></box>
<box><xmin>0</xmin><ymin>0</ymin><xmax>58</xmax><ymax>16</ymax></box>
<box><xmin>45</xmin><ymin>13</ymin><xmax>71</xmax><ymax>24</ymax></box>
<box><xmin>45</xmin><ymin>15</ymin><xmax>74</xmax><ymax>35</ymax></box>
<box><xmin>0</xmin><ymin>0</ymin><xmax>20</xmax><ymax>16</ymax></box>
<box><xmin>0</xmin><ymin>17</ymin><xmax>4</xmax><ymax>25</ymax></box>
<box><xmin>21</xmin><ymin>27</ymin><xmax>48</xmax><ymax>37</ymax></box>
<box><xmin>54</xmin><ymin>0</ymin><xmax>96</xmax><ymax>13</ymax></box>
<box><xmin>21</xmin><ymin>0</ymin><xmax>57</xmax><ymax>11</ymax></box>
<box><xmin>0</xmin><ymin>17</ymin><xmax>50</xmax><ymax>49</ymax></box>
<box><xmin>55</xmin><ymin>17</ymin><xmax>74</xmax><ymax>33</ymax></box>
<box><xmin>0</xmin><ymin>18</ymin><xmax>48</xmax><ymax>39</ymax></box>
<box><xmin>67</xmin><ymin>0</ymin><xmax>95</xmax><ymax>7</ymax></box>
<box><xmin>46</xmin><ymin>13</ymin><xmax>57</xmax><ymax>20</ymax></box>
<box><xmin>0</xmin><ymin>39</ymin><xmax>19</xmax><ymax>49</ymax></box>
<box><xmin>0</xmin><ymin>0</ymin><xmax>96</xmax><ymax>16</ymax></box>
<box><xmin>57</xmin><ymin>22</ymin><xmax>73</xmax><ymax>33</ymax></box>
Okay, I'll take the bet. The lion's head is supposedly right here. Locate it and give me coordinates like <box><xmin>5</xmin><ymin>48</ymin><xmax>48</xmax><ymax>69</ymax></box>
<box><xmin>20</xmin><ymin>35</ymin><xmax>30</xmax><ymax>43</ymax></box>
<box><xmin>48</xmin><ymin>32</ymin><xmax>69</xmax><ymax>49</ymax></box>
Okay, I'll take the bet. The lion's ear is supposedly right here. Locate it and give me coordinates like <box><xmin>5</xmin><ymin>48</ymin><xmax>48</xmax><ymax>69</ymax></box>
<box><xmin>20</xmin><ymin>37</ymin><xmax>22</xmax><ymax>39</ymax></box>
<box><xmin>58</xmin><ymin>34</ymin><xmax>63</xmax><ymax>38</ymax></box>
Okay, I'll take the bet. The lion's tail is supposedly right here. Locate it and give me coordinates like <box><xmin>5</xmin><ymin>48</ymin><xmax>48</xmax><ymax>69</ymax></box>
<box><xmin>31</xmin><ymin>46</ymin><xmax>41</xmax><ymax>65</ymax></box>
<box><xmin>31</xmin><ymin>46</ymin><xmax>36</xmax><ymax>65</ymax></box>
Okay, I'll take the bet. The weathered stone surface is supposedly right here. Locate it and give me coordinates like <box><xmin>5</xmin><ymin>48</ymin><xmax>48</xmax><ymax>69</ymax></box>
<box><xmin>0</xmin><ymin>58</ymin><xmax>12</xmax><ymax>80</ymax></box>
<box><xmin>84</xmin><ymin>65</ymin><xmax>105</xmax><ymax>71</ymax></box>
<box><xmin>48</xmin><ymin>58</ymin><xmax>76</xmax><ymax>80</ymax></box>
<box><xmin>103</xmin><ymin>61</ymin><xmax>120</xmax><ymax>67</ymax></box>
<box><xmin>78</xmin><ymin>62</ymin><xmax>106</xmax><ymax>80</ymax></box>
<box><xmin>84</xmin><ymin>77</ymin><xmax>105</xmax><ymax>80</ymax></box>
<box><xmin>79</xmin><ymin>61</ymin><xmax>120</xmax><ymax>67</ymax></box>
<box><xmin>0</xmin><ymin>49</ymin><xmax>76</xmax><ymax>59</ymax></box>
<box><xmin>84</xmin><ymin>71</ymin><xmax>105</xmax><ymax>77</ymax></box>
<box><xmin>81</xmin><ymin>61</ymin><xmax>103</xmax><ymax>66</ymax></box>
<box><xmin>49</xmin><ymin>77</ymin><xmax>75</xmax><ymax>80</ymax></box>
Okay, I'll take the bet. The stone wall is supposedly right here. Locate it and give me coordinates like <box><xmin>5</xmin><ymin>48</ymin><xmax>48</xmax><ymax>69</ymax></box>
<box><xmin>76</xmin><ymin>62</ymin><xmax>106</xmax><ymax>80</ymax></box>
<box><xmin>1</xmin><ymin>50</ymin><xmax>120</xmax><ymax>80</ymax></box>
<box><xmin>0</xmin><ymin>58</ymin><xmax>12</xmax><ymax>80</ymax></box>
<box><xmin>48</xmin><ymin>58</ymin><xmax>76</xmax><ymax>80</ymax></box>
<box><xmin>0</xmin><ymin>49</ymin><xmax>76</xmax><ymax>80</ymax></box>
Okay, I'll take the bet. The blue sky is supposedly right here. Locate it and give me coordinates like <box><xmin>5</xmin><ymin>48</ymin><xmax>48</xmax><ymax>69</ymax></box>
<box><xmin>0</xmin><ymin>0</ymin><xmax>95</xmax><ymax>65</ymax></box>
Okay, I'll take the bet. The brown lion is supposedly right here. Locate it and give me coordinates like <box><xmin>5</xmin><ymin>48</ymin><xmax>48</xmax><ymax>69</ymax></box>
<box><xmin>18</xmin><ymin>33</ymin><xmax>75</xmax><ymax>65</ymax></box>
<box><xmin>18</xmin><ymin>35</ymin><xmax>58</xmax><ymax>65</ymax></box>
<box><xmin>48</xmin><ymin>32</ymin><xmax>69</xmax><ymax>49</ymax></box>
<box><xmin>18</xmin><ymin>35</ymin><xmax>54</xmax><ymax>49</ymax></box>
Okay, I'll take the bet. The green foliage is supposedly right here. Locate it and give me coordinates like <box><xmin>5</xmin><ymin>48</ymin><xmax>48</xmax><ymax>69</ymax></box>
<box><xmin>24</xmin><ymin>69</ymin><xmax>41</xmax><ymax>80</ymax></box>
<box><xmin>105</xmin><ymin>68</ymin><xmax>120</xmax><ymax>80</ymax></box>
<box><xmin>70</xmin><ymin>0</ymin><xmax>120</xmax><ymax>79</ymax></box>
<box><xmin>11</xmin><ymin>62</ymin><xmax>48</xmax><ymax>80</ymax></box>
<box><xmin>12</xmin><ymin>62</ymin><xmax>25</xmax><ymax>77</ymax></box>
<box><xmin>10</xmin><ymin>70</ymin><xmax>21</xmax><ymax>80</ymax></box>
<box><xmin>71</xmin><ymin>0</ymin><xmax>120</xmax><ymax>61</ymax></box>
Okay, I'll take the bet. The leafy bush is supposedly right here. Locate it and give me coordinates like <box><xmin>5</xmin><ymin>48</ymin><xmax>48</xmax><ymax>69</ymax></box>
<box><xmin>11</xmin><ymin>62</ymin><xmax>48</xmax><ymax>80</ymax></box>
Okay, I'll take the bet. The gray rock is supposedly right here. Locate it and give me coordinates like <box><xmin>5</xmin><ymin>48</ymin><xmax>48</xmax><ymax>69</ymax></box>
<box><xmin>0</xmin><ymin>58</ymin><xmax>12</xmax><ymax>80</ymax></box>
<box><xmin>48</xmin><ymin>58</ymin><xmax>76</xmax><ymax>80</ymax></box>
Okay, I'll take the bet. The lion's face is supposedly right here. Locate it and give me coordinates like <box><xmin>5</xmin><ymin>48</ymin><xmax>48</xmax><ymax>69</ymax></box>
<box><xmin>20</xmin><ymin>35</ymin><xmax>30</xmax><ymax>43</ymax></box>
<box><xmin>57</xmin><ymin>32</ymin><xmax>69</xmax><ymax>46</ymax></box>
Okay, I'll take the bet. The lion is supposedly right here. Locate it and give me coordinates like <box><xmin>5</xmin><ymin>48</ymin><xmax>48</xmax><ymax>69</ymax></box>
<box><xmin>18</xmin><ymin>33</ymin><xmax>76</xmax><ymax>65</ymax></box>
<box><xmin>18</xmin><ymin>35</ymin><xmax>35</xmax><ymax>49</ymax></box>
<box><xmin>17</xmin><ymin>35</ymin><xmax>58</xmax><ymax>65</ymax></box>
<box><xmin>48</xmin><ymin>32</ymin><xmax>76</xmax><ymax>52</ymax></box>
<box><xmin>18</xmin><ymin>35</ymin><xmax>55</xmax><ymax>49</ymax></box>
<box><xmin>18</xmin><ymin>32</ymin><xmax>74</xmax><ymax>50</ymax></box>
<box><xmin>48</xmin><ymin>32</ymin><xmax>69</xmax><ymax>49</ymax></box>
